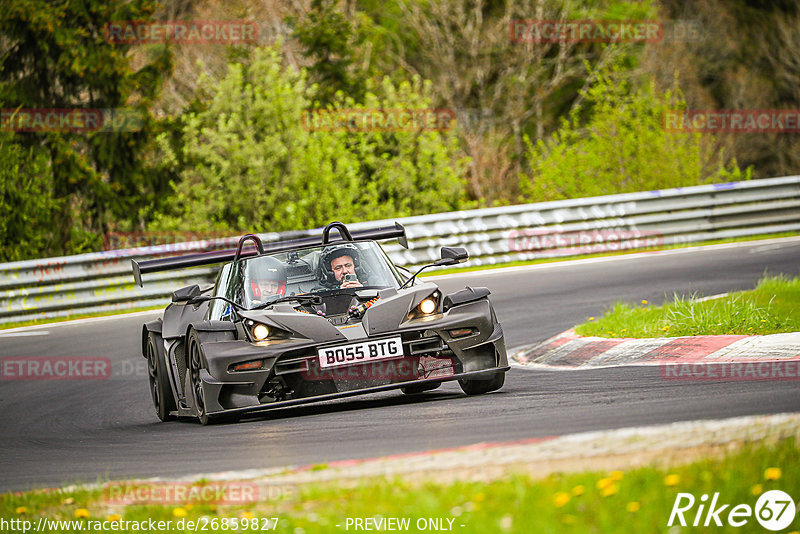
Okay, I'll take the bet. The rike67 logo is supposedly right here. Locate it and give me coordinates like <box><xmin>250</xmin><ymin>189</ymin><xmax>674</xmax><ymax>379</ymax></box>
<box><xmin>669</xmin><ymin>490</ymin><xmax>796</xmax><ymax>531</ymax></box>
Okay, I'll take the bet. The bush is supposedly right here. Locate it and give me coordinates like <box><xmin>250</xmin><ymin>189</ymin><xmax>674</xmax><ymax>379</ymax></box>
<box><xmin>0</xmin><ymin>133</ymin><xmax>59</xmax><ymax>261</ymax></box>
<box><xmin>521</xmin><ymin>62</ymin><xmax>750</xmax><ymax>202</ymax></box>
<box><xmin>151</xmin><ymin>44</ymin><xmax>468</xmax><ymax>234</ymax></box>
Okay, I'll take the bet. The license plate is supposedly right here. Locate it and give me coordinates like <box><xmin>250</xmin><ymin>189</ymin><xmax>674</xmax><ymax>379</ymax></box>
<box><xmin>317</xmin><ymin>336</ymin><xmax>403</xmax><ymax>369</ymax></box>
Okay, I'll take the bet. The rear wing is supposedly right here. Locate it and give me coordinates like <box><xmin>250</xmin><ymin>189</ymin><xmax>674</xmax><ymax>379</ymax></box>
<box><xmin>131</xmin><ymin>221</ymin><xmax>408</xmax><ymax>286</ymax></box>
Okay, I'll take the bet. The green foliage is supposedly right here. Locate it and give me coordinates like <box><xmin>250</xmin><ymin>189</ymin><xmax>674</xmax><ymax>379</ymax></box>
<box><xmin>521</xmin><ymin>62</ymin><xmax>751</xmax><ymax>202</ymax></box>
<box><xmin>151</xmin><ymin>45</ymin><xmax>468</xmax><ymax>234</ymax></box>
<box><xmin>0</xmin><ymin>0</ymin><xmax>173</xmax><ymax>257</ymax></box>
<box><xmin>290</xmin><ymin>0</ymin><xmax>372</xmax><ymax>106</ymax></box>
<box><xmin>0</xmin><ymin>132</ymin><xmax>57</xmax><ymax>261</ymax></box>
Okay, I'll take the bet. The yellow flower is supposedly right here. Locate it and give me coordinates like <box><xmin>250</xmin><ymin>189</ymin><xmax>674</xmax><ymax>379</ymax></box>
<box><xmin>240</xmin><ymin>511</ymin><xmax>255</xmax><ymax>520</ymax></box>
<box><xmin>664</xmin><ymin>474</ymin><xmax>680</xmax><ymax>487</ymax></box>
<box><xmin>172</xmin><ymin>508</ymin><xmax>187</xmax><ymax>518</ymax></box>
<box><xmin>571</xmin><ymin>485</ymin><xmax>585</xmax><ymax>496</ymax></box>
<box><xmin>588</xmin><ymin>317</ymin><xmax>595</xmax><ymax>321</ymax></box>
<box><xmin>602</xmin><ymin>484</ymin><xmax>618</xmax><ymax>497</ymax></box>
<box><xmin>609</xmin><ymin>470</ymin><xmax>624</xmax><ymax>481</ymax></box>
<box><xmin>15</xmin><ymin>507</ymin><xmax>27</xmax><ymax>515</ymax></box>
<box><xmin>61</xmin><ymin>497</ymin><xmax>75</xmax><ymax>505</ymax></box>
<box><xmin>107</xmin><ymin>514</ymin><xmax>122</xmax><ymax>522</ymax></box>
<box><xmin>626</xmin><ymin>502</ymin><xmax>641</xmax><ymax>513</ymax></box>
<box><xmin>641</xmin><ymin>300</ymin><xmax>648</xmax><ymax>305</ymax></box>
<box><xmin>596</xmin><ymin>477</ymin><xmax>613</xmax><ymax>490</ymax></box>
<box><xmin>553</xmin><ymin>492</ymin><xmax>571</xmax><ymax>508</ymax></box>
<box><xmin>473</xmin><ymin>492</ymin><xmax>485</xmax><ymax>502</ymax></box>
<box><xmin>751</xmin><ymin>484</ymin><xmax>763</xmax><ymax>496</ymax></box>
<box><xmin>764</xmin><ymin>467</ymin><xmax>782</xmax><ymax>480</ymax></box>
<box><xmin>185</xmin><ymin>503</ymin><xmax>194</xmax><ymax>511</ymax></box>
<box><xmin>74</xmin><ymin>509</ymin><xmax>90</xmax><ymax>519</ymax></box>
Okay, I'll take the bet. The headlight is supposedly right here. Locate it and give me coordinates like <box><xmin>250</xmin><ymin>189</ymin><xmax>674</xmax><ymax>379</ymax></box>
<box><xmin>407</xmin><ymin>291</ymin><xmax>441</xmax><ymax>320</ymax></box>
<box><xmin>419</xmin><ymin>298</ymin><xmax>437</xmax><ymax>315</ymax></box>
<box><xmin>245</xmin><ymin>320</ymin><xmax>295</xmax><ymax>342</ymax></box>
<box><xmin>252</xmin><ymin>323</ymin><xmax>270</xmax><ymax>341</ymax></box>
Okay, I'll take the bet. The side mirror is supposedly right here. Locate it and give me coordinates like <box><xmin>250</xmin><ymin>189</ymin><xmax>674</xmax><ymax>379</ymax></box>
<box><xmin>172</xmin><ymin>284</ymin><xmax>202</xmax><ymax>303</ymax></box>
<box><xmin>435</xmin><ymin>246</ymin><xmax>469</xmax><ymax>266</ymax></box>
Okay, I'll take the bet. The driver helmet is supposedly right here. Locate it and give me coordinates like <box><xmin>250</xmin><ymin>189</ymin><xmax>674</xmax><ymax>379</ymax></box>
<box><xmin>318</xmin><ymin>243</ymin><xmax>362</xmax><ymax>287</ymax></box>
<box><xmin>245</xmin><ymin>256</ymin><xmax>287</xmax><ymax>301</ymax></box>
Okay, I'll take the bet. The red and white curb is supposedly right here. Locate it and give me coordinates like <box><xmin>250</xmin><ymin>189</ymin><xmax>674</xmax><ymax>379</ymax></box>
<box><xmin>511</xmin><ymin>329</ymin><xmax>800</xmax><ymax>370</ymax></box>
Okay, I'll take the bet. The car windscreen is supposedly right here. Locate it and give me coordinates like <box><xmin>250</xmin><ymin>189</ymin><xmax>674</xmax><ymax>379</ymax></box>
<box><xmin>239</xmin><ymin>241</ymin><xmax>403</xmax><ymax>309</ymax></box>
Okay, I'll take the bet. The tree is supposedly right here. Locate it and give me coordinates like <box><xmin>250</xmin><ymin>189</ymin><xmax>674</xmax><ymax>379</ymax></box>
<box><xmin>367</xmin><ymin>0</ymin><xmax>656</xmax><ymax>203</ymax></box>
<box><xmin>291</xmin><ymin>0</ymin><xmax>371</xmax><ymax>106</ymax></box>
<box><xmin>0</xmin><ymin>0</ymin><xmax>173</xmax><ymax>256</ymax></box>
<box><xmin>0</xmin><ymin>131</ymin><xmax>58</xmax><ymax>261</ymax></box>
<box><xmin>151</xmin><ymin>45</ymin><xmax>468</xmax><ymax>234</ymax></box>
<box><xmin>521</xmin><ymin>61</ymin><xmax>749</xmax><ymax>202</ymax></box>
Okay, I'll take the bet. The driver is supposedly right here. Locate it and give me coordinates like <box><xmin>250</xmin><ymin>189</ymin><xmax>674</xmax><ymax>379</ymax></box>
<box><xmin>319</xmin><ymin>244</ymin><xmax>364</xmax><ymax>289</ymax></box>
<box><xmin>245</xmin><ymin>257</ymin><xmax>287</xmax><ymax>305</ymax></box>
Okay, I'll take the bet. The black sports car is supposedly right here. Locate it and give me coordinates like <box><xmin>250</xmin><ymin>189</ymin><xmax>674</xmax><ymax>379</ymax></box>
<box><xmin>133</xmin><ymin>222</ymin><xmax>508</xmax><ymax>424</ymax></box>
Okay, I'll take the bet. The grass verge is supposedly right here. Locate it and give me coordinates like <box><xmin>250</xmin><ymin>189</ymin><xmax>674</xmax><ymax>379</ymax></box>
<box><xmin>576</xmin><ymin>274</ymin><xmax>800</xmax><ymax>338</ymax></box>
<box><xmin>1</xmin><ymin>437</ymin><xmax>797</xmax><ymax>532</ymax></box>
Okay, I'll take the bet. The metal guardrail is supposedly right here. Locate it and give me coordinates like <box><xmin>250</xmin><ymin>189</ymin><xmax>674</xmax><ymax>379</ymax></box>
<box><xmin>2</xmin><ymin>176</ymin><xmax>799</xmax><ymax>324</ymax></box>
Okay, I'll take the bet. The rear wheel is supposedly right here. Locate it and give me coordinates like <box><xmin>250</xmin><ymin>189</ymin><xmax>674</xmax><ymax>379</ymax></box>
<box><xmin>458</xmin><ymin>372</ymin><xmax>505</xmax><ymax>396</ymax></box>
<box><xmin>146</xmin><ymin>331</ymin><xmax>176</xmax><ymax>422</ymax></box>
<box><xmin>187</xmin><ymin>330</ymin><xmax>214</xmax><ymax>425</ymax></box>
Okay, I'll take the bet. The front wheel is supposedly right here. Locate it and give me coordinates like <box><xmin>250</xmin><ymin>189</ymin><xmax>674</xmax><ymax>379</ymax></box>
<box><xmin>187</xmin><ymin>329</ymin><xmax>214</xmax><ymax>425</ymax></box>
<box><xmin>146</xmin><ymin>331</ymin><xmax>176</xmax><ymax>422</ymax></box>
<box><xmin>458</xmin><ymin>372</ymin><xmax>505</xmax><ymax>396</ymax></box>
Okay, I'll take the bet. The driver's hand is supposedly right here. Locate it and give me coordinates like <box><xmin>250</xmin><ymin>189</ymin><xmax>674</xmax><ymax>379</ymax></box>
<box><xmin>340</xmin><ymin>280</ymin><xmax>363</xmax><ymax>289</ymax></box>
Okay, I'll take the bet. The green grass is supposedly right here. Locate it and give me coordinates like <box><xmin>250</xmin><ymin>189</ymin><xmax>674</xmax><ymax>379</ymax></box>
<box><xmin>2</xmin><ymin>437</ymin><xmax>797</xmax><ymax>532</ymax></box>
<box><xmin>576</xmin><ymin>274</ymin><xmax>800</xmax><ymax>338</ymax></box>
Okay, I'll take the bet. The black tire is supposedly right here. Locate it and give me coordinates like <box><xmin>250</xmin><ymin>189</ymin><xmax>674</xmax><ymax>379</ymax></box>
<box><xmin>401</xmin><ymin>381</ymin><xmax>442</xmax><ymax>395</ymax></box>
<box><xmin>187</xmin><ymin>329</ymin><xmax>214</xmax><ymax>426</ymax></box>
<box><xmin>458</xmin><ymin>372</ymin><xmax>505</xmax><ymax>396</ymax></box>
<box><xmin>146</xmin><ymin>331</ymin><xmax>176</xmax><ymax>422</ymax></box>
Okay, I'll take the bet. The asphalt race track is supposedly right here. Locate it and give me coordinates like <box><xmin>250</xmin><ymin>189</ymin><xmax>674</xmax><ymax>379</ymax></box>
<box><xmin>1</xmin><ymin>239</ymin><xmax>800</xmax><ymax>492</ymax></box>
